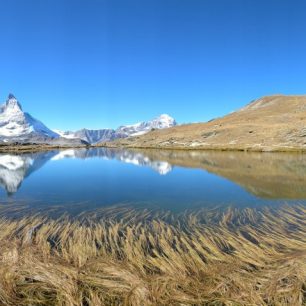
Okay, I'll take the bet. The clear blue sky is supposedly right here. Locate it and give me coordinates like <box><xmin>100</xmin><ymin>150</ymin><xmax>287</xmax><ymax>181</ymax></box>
<box><xmin>0</xmin><ymin>0</ymin><xmax>305</xmax><ymax>130</ymax></box>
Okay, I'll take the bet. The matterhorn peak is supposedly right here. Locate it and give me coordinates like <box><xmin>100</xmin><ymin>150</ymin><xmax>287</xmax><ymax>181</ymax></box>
<box><xmin>0</xmin><ymin>94</ymin><xmax>59</xmax><ymax>139</ymax></box>
<box><xmin>5</xmin><ymin>93</ymin><xmax>22</xmax><ymax>111</ymax></box>
<box><xmin>8</xmin><ymin>93</ymin><xmax>16</xmax><ymax>99</ymax></box>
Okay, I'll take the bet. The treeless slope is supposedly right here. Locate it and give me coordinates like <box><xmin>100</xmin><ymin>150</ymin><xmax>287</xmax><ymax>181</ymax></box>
<box><xmin>103</xmin><ymin>95</ymin><xmax>306</xmax><ymax>151</ymax></box>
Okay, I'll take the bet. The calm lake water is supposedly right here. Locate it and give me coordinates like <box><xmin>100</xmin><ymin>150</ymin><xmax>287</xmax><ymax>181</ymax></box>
<box><xmin>0</xmin><ymin>148</ymin><xmax>306</xmax><ymax>214</ymax></box>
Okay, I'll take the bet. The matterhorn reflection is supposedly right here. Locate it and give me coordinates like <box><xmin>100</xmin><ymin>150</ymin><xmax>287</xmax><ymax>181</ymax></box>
<box><xmin>0</xmin><ymin>148</ymin><xmax>173</xmax><ymax>195</ymax></box>
<box><xmin>1</xmin><ymin>148</ymin><xmax>306</xmax><ymax>200</ymax></box>
<box><xmin>0</xmin><ymin>151</ymin><xmax>58</xmax><ymax>195</ymax></box>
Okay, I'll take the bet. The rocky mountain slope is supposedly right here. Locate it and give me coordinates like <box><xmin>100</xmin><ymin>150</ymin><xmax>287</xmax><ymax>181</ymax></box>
<box><xmin>54</xmin><ymin>128</ymin><xmax>117</xmax><ymax>144</ymax></box>
<box><xmin>55</xmin><ymin>114</ymin><xmax>176</xmax><ymax>144</ymax></box>
<box><xmin>104</xmin><ymin>95</ymin><xmax>306</xmax><ymax>151</ymax></box>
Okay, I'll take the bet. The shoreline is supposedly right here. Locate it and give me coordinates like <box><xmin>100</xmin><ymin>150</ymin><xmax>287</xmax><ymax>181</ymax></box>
<box><xmin>96</xmin><ymin>143</ymin><xmax>306</xmax><ymax>153</ymax></box>
<box><xmin>1</xmin><ymin>142</ymin><xmax>306</xmax><ymax>153</ymax></box>
<box><xmin>0</xmin><ymin>144</ymin><xmax>90</xmax><ymax>153</ymax></box>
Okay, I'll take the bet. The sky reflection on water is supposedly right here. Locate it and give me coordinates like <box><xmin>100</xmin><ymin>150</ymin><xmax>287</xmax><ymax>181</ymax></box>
<box><xmin>0</xmin><ymin>148</ymin><xmax>305</xmax><ymax>213</ymax></box>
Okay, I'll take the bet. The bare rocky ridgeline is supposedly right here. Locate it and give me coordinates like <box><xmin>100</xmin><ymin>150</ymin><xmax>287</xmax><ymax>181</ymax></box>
<box><xmin>103</xmin><ymin>95</ymin><xmax>306</xmax><ymax>151</ymax></box>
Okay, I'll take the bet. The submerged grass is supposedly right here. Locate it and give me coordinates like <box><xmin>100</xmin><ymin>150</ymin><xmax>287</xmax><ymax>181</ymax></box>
<box><xmin>0</xmin><ymin>204</ymin><xmax>305</xmax><ymax>305</ymax></box>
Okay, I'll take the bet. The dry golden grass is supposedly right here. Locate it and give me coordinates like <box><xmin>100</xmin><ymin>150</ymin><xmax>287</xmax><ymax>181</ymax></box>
<box><xmin>0</xmin><ymin>204</ymin><xmax>305</xmax><ymax>305</ymax></box>
<box><xmin>102</xmin><ymin>95</ymin><xmax>306</xmax><ymax>152</ymax></box>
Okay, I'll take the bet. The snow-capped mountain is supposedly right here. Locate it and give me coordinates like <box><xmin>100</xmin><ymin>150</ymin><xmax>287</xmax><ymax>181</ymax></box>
<box><xmin>56</xmin><ymin>114</ymin><xmax>177</xmax><ymax>144</ymax></box>
<box><xmin>116</xmin><ymin>114</ymin><xmax>176</xmax><ymax>137</ymax></box>
<box><xmin>0</xmin><ymin>94</ymin><xmax>176</xmax><ymax>145</ymax></box>
<box><xmin>0</xmin><ymin>94</ymin><xmax>59</xmax><ymax>141</ymax></box>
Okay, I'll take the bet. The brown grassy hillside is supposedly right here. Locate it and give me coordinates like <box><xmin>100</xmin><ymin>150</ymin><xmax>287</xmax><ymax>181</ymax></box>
<box><xmin>102</xmin><ymin>95</ymin><xmax>306</xmax><ymax>151</ymax></box>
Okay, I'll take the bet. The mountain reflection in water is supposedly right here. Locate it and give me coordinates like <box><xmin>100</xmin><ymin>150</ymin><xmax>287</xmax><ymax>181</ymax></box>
<box><xmin>131</xmin><ymin>149</ymin><xmax>306</xmax><ymax>199</ymax></box>
<box><xmin>0</xmin><ymin>148</ymin><xmax>173</xmax><ymax>196</ymax></box>
<box><xmin>0</xmin><ymin>151</ymin><xmax>57</xmax><ymax>195</ymax></box>
<box><xmin>0</xmin><ymin>148</ymin><xmax>305</xmax><ymax>204</ymax></box>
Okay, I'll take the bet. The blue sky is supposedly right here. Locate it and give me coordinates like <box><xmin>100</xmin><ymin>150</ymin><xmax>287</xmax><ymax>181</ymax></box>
<box><xmin>0</xmin><ymin>0</ymin><xmax>305</xmax><ymax>130</ymax></box>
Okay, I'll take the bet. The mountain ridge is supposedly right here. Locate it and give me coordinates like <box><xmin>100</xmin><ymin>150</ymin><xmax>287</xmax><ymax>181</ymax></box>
<box><xmin>102</xmin><ymin>94</ymin><xmax>306</xmax><ymax>152</ymax></box>
<box><xmin>0</xmin><ymin>94</ymin><xmax>176</xmax><ymax>145</ymax></box>
<box><xmin>53</xmin><ymin>114</ymin><xmax>177</xmax><ymax>144</ymax></box>
<box><xmin>2</xmin><ymin>93</ymin><xmax>306</xmax><ymax>151</ymax></box>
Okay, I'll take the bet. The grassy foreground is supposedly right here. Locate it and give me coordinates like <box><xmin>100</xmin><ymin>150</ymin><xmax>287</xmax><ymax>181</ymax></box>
<box><xmin>0</xmin><ymin>204</ymin><xmax>305</xmax><ymax>305</ymax></box>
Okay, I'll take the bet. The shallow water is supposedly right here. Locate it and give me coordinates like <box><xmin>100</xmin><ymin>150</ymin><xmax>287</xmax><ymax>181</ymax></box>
<box><xmin>0</xmin><ymin>148</ymin><xmax>305</xmax><ymax>305</ymax></box>
<box><xmin>0</xmin><ymin>148</ymin><xmax>305</xmax><ymax>215</ymax></box>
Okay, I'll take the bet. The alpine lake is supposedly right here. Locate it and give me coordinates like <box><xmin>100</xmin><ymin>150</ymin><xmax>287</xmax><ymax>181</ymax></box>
<box><xmin>0</xmin><ymin>148</ymin><xmax>305</xmax><ymax>305</ymax></box>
